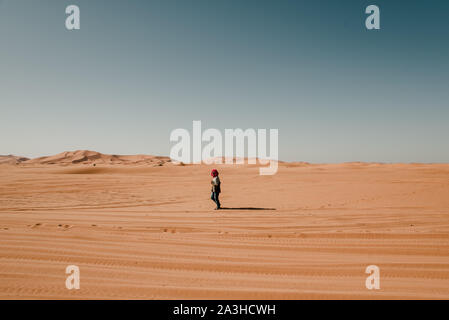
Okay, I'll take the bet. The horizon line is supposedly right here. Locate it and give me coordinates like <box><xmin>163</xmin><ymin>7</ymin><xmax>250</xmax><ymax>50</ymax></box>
<box><xmin>1</xmin><ymin>150</ymin><xmax>449</xmax><ymax>165</ymax></box>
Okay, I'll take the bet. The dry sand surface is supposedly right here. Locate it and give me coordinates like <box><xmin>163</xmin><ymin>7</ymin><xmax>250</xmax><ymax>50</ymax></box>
<box><xmin>1</xmin><ymin>151</ymin><xmax>449</xmax><ymax>299</ymax></box>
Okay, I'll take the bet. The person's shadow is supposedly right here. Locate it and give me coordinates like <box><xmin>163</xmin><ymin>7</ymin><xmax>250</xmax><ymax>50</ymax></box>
<box><xmin>219</xmin><ymin>207</ymin><xmax>276</xmax><ymax>211</ymax></box>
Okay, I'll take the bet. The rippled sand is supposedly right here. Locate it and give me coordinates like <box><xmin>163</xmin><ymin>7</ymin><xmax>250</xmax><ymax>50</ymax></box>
<box><xmin>1</xmin><ymin>162</ymin><xmax>449</xmax><ymax>299</ymax></box>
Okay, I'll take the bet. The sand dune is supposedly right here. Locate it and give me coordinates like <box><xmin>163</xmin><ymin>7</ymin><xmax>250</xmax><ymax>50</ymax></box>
<box><xmin>1</xmin><ymin>154</ymin><xmax>449</xmax><ymax>299</ymax></box>
<box><xmin>3</xmin><ymin>150</ymin><xmax>282</xmax><ymax>167</ymax></box>
<box><xmin>0</xmin><ymin>155</ymin><xmax>29</xmax><ymax>165</ymax></box>
<box><xmin>22</xmin><ymin>150</ymin><xmax>171</xmax><ymax>166</ymax></box>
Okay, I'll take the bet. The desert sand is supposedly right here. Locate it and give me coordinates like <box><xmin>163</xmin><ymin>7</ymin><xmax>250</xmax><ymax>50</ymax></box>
<box><xmin>1</xmin><ymin>151</ymin><xmax>449</xmax><ymax>299</ymax></box>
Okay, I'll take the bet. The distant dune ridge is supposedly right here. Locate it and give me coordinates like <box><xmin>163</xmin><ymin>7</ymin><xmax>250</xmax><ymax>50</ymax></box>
<box><xmin>1</xmin><ymin>150</ymin><xmax>446</xmax><ymax>168</ymax></box>
<box><xmin>1</xmin><ymin>150</ymin><xmax>286</xmax><ymax>167</ymax></box>
<box><xmin>0</xmin><ymin>155</ymin><xmax>29</xmax><ymax>165</ymax></box>
<box><xmin>5</xmin><ymin>150</ymin><xmax>172</xmax><ymax>166</ymax></box>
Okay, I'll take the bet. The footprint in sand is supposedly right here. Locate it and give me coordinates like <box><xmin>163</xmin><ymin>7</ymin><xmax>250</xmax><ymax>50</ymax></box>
<box><xmin>57</xmin><ymin>224</ymin><xmax>73</xmax><ymax>230</ymax></box>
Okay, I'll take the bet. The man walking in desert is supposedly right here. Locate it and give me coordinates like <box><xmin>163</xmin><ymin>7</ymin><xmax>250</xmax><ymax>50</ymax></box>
<box><xmin>210</xmin><ymin>169</ymin><xmax>221</xmax><ymax>210</ymax></box>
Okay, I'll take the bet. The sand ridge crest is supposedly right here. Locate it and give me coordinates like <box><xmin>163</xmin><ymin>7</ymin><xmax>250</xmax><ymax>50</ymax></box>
<box><xmin>19</xmin><ymin>150</ymin><xmax>172</xmax><ymax>166</ymax></box>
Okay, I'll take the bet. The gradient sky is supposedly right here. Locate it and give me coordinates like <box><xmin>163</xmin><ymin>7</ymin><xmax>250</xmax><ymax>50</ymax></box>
<box><xmin>1</xmin><ymin>0</ymin><xmax>448</xmax><ymax>162</ymax></box>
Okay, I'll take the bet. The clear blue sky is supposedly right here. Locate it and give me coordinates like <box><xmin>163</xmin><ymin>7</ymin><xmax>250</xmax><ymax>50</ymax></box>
<box><xmin>1</xmin><ymin>0</ymin><xmax>448</xmax><ymax>162</ymax></box>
